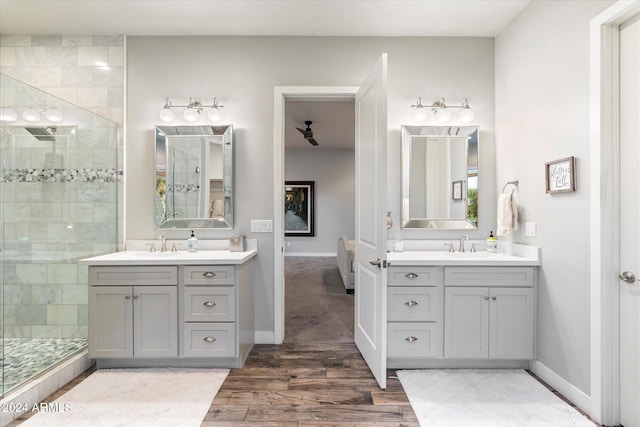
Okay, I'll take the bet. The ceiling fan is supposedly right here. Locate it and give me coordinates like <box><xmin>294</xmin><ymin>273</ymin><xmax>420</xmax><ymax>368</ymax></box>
<box><xmin>296</xmin><ymin>120</ymin><xmax>319</xmax><ymax>146</ymax></box>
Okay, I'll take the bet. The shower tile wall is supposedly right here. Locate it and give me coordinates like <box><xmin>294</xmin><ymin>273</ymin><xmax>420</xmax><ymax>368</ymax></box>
<box><xmin>0</xmin><ymin>35</ymin><xmax>125</xmax><ymax>249</ymax></box>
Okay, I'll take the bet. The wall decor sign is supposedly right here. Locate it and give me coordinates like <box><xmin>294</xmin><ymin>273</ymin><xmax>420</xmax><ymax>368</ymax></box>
<box><xmin>545</xmin><ymin>156</ymin><xmax>576</xmax><ymax>193</ymax></box>
<box><xmin>452</xmin><ymin>180</ymin><xmax>463</xmax><ymax>200</ymax></box>
<box><xmin>284</xmin><ymin>181</ymin><xmax>314</xmax><ymax>236</ymax></box>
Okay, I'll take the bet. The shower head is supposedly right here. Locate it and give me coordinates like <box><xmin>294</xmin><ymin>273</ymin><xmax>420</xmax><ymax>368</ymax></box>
<box><xmin>25</xmin><ymin>126</ymin><xmax>57</xmax><ymax>141</ymax></box>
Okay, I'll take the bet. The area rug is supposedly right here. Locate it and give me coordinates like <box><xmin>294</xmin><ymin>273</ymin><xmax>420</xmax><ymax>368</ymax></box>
<box><xmin>397</xmin><ymin>369</ymin><xmax>595</xmax><ymax>427</ymax></box>
<box><xmin>21</xmin><ymin>367</ymin><xmax>229</xmax><ymax>427</ymax></box>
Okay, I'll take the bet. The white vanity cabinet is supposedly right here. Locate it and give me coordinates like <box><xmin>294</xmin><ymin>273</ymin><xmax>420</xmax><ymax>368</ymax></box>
<box><xmin>88</xmin><ymin>266</ymin><xmax>178</xmax><ymax>359</ymax></box>
<box><xmin>83</xmin><ymin>247</ymin><xmax>257</xmax><ymax>369</ymax></box>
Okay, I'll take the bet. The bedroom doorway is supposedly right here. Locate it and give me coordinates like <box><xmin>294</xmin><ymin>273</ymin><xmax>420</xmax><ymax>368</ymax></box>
<box><xmin>282</xmin><ymin>98</ymin><xmax>356</xmax><ymax>343</ymax></box>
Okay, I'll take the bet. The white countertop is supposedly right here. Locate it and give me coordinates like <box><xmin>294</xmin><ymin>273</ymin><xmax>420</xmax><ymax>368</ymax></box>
<box><xmin>387</xmin><ymin>250</ymin><xmax>540</xmax><ymax>266</ymax></box>
<box><xmin>80</xmin><ymin>248</ymin><xmax>257</xmax><ymax>266</ymax></box>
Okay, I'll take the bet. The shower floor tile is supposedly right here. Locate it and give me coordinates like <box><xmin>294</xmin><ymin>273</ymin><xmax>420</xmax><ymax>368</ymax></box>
<box><xmin>1</xmin><ymin>338</ymin><xmax>87</xmax><ymax>395</ymax></box>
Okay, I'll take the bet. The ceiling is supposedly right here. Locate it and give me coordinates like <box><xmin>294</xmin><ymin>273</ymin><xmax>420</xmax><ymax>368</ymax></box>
<box><xmin>0</xmin><ymin>0</ymin><xmax>531</xmax><ymax>37</ymax></box>
<box><xmin>285</xmin><ymin>100</ymin><xmax>355</xmax><ymax>150</ymax></box>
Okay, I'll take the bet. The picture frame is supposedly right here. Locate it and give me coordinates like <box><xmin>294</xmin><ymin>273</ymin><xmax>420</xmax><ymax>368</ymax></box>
<box><xmin>284</xmin><ymin>181</ymin><xmax>314</xmax><ymax>236</ymax></box>
<box><xmin>452</xmin><ymin>180</ymin><xmax>463</xmax><ymax>200</ymax></box>
<box><xmin>545</xmin><ymin>156</ymin><xmax>576</xmax><ymax>193</ymax></box>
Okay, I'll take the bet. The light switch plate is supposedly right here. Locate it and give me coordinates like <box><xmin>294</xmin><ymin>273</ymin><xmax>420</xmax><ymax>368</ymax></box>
<box><xmin>251</xmin><ymin>219</ymin><xmax>273</xmax><ymax>233</ymax></box>
<box><xmin>525</xmin><ymin>222</ymin><xmax>536</xmax><ymax>237</ymax></box>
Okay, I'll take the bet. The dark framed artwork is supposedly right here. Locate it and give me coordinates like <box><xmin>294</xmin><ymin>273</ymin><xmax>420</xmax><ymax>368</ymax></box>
<box><xmin>285</xmin><ymin>181</ymin><xmax>314</xmax><ymax>236</ymax></box>
<box><xmin>545</xmin><ymin>156</ymin><xmax>576</xmax><ymax>193</ymax></box>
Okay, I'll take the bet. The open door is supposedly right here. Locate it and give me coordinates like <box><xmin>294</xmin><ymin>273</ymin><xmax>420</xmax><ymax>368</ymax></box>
<box><xmin>354</xmin><ymin>54</ymin><xmax>388</xmax><ymax>389</ymax></box>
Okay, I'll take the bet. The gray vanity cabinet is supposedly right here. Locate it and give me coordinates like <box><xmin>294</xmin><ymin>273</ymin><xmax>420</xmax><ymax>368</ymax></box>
<box><xmin>443</xmin><ymin>267</ymin><xmax>535</xmax><ymax>360</ymax></box>
<box><xmin>88</xmin><ymin>266</ymin><xmax>178</xmax><ymax>359</ymax></box>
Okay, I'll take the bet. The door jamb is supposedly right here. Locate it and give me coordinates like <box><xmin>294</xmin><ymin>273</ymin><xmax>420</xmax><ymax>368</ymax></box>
<box><xmin>273</xmin><ymin>86</ymin><xmax>359</xmax><ymax>344</ymax></box>
<box><xmin>589</xmin><ymin>1</ymin><xmax>640</xmax><ymax>424</ymax></box>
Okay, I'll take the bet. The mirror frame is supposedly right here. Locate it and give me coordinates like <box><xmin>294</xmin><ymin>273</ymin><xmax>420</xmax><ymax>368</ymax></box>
<box><xmin>154</xmin><ymin>125</ymin><xmax>233</xmax><ymax>230</ymax></box>
<box><xmin>401</xmin><ymin>125</ymin><xmax>479</xmax><ymax>230</ymax></box>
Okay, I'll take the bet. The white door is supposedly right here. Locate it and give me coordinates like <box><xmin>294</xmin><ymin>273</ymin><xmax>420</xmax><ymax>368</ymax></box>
<box><xmin>354</xmin><ymin>54</ymin><xmax>388</xmax><ymax>389</ymax></box>
<box><xmin>619</xmin><ymin>14</ymin><xmax>640</xmax><ymax>427</ymax></box>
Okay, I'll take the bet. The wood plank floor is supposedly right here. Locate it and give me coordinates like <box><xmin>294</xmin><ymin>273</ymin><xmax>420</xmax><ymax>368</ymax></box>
<box><xmin>201</xmin><ymin>342</ymin><xmax>419</xmax><ymax>427</ymax></box>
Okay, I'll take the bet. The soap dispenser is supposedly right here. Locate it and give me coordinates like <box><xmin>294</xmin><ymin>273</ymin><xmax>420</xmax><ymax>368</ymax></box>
<box><xmin>187</xmin><ymin>230</ymin><xmax>198</xmax><ymax>253</ymax></box>
<box><xmin>486</xmin><ymin>230</ymin><xmax>497</xmax><ymax>253</ymax></box>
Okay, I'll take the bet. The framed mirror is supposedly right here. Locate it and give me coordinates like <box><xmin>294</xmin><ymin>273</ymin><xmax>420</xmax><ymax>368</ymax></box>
<box><xmin>155</xmin><ymin>125</ymin><xmax>233</xmax><ymax>229</ymax></box>
<box><xmin>401</xmin><ymin>125</ymin><xmax>478</xmax><ymax>230</ymax></box>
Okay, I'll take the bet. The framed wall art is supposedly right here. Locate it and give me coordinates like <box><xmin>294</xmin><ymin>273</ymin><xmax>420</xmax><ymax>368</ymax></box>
<box><xmin>545</xmin><ymin>156</ymin><xmax>576</xmax><ymax>194</ymax></box>
<box><xmin>284</xmin><ymin>181</ymin><xmax>314</xmax><ymax>236</ymax></box>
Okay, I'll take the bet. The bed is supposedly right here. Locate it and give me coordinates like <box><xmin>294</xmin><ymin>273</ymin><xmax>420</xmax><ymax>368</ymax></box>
<box><xmin>337</xmin><ymin>235</ymin><xmax>355</xmax><ymax>293</ymax></box>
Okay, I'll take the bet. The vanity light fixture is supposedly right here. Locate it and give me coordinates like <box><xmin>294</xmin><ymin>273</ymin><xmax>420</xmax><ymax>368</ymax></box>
<box><xmin>0</xmin><ymin>106</ymin><xmax>63</xmax><ymax>123</ymax></box>
<box><xmin>158</xmin><ymin>97</ymin><xmax>224</xmax><ymax>123</ymax></box>
<box><xmin>410</xmin><ymin>97</ymin><xmax>475</xmax><ymax>123</ymax></box>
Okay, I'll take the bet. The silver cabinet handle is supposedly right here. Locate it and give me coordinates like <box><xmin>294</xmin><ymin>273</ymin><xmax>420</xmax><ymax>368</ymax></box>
<box><xmin>203</xmin><ymin>300</ymin><xmax>217</xmax><ymax>307</ymax></box>
<box><xmin>203</xmin><ymin>336</ymin><xmax>216</xmax><ymax>343</ymax></box>
<box><xmin>405</xmin><ymin>300</ymin><xmax>418</xmax><ymax>307</ymax></box>
<box><xmin>124</xmin><ymin>295</ymin><xmax>131</xmax><ymax>300</ymax></box>
<box><xmin>202</xmin><ymin>271</ymin><xmax>216</xmax><ymax>278</ymax></box>
<box><xmin>405</xmin><ymin>336</ymin><xmax>418</xmax><ymax>343</ymax></box>
<box><xmin>405</xmin><ymin>272</ymin><xmax>418</xmax><ymax>279</ymax></box>
<box><xmin>133</xmin><ymin>294</ymin><xmax>139</xmax><ymax>299</ymax></box>
<box><xmin>491</xmin><ymin>296</ymin><xmax>497</xmax><ymax>301</ymax></box>
<box><xmin>484</xmin><ymin>296</ymin><xmax>490</xmax><ymax>300</ymax></box>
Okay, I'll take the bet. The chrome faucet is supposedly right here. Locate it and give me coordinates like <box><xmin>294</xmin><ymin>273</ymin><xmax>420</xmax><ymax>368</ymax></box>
<box><xmin>159</xmin><ymin>235</ymin><xmax>167</xmax><ymax>252</ymax></box>
<box><xmin>458</xmin><ymin>234</ymin><xmax>469</xmax><ymax>252</ymax></box>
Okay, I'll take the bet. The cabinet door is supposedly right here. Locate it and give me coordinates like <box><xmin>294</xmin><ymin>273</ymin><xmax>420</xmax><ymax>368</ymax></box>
<box><xmin>489</xmin><ymin>288</ymin><xmax>534</xmax><ymax>359</ymax></box>
<box><xmin>133</xmin><ymin>286</ymin><xmax>178</xmax><ymax>358</ymax></box>
<box><xmin>444</xmin><ymin>286</ymin><xmax>489</xmax><ymax>358</ymax></box>
<box><xmin>89</xmin><ymin>286</ymin><xmax>133</xmax><ymax>358</ymax></box>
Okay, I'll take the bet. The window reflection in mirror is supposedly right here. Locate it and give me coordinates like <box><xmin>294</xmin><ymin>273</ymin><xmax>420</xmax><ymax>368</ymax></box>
<box><xmin>401</xmin><ymin>125</ymin><xmax>478</xmax><ymax>230</ymax></box>
<box><xmin>155</xmin><ymin>125</ymin><xmax>233</xmax><ymax>229</ymax></box>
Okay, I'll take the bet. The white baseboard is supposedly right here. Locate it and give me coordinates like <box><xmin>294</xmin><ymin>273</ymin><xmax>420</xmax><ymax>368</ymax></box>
<box><xmin>529</xmin><ymin>360</ymin><xmax>592</xmax><ymax>416</ymax></box>
<box><xmin>254</xmin><ymin>331</ymin><xmax>275</xmax><ymax>344</ymax></box>
<box><xmin>284</xmin><ymin>252</ymin><xmax>337</xmax><ymax>257</ymax></box>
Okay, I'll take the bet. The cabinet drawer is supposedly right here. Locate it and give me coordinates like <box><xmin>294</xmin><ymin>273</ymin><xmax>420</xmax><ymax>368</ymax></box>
<box><xmin>184</xmin><ymin>287</ymin><xmax>235</xmax><ymax>322</ymax></box>
<box><xmin>183</xmin><ymin>323</ymin><xmax>236</xmax><ymax>358</ymax></box>
<box><xmin>388</xmin><ymin>266</ymin><xmax>442</xmax><ymax>286</ymax></box>
<box><xmin>387</xmin><ymin>322</ymin><xmax>441</xmax><ymax>358</ymax></box>
<box><xmin>445</xmin><ymin>267</ymin><xmax>534</xmax><ymax>288</ymax></box>
<box><xmin>89</xmin><ymin>266</ymin><xmax>177</xmax><ymax>286</ymax></box>
<box><xmin>183</xmin><ymin>266</ymin><xmax>235</xmax><ymax>285</ymax></box>
<box><xmin>388</xmin><ymin>286</ymin><xmax>440</xmax><ymax>322</ymax></box>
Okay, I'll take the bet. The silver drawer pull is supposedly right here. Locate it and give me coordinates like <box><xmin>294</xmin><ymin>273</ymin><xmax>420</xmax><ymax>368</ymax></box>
<box><xmin>203</xmin><ymin>336</ymin><xmax>216</xmax><ymax>343</ymax></box>
<box><xmin>203</xmin><ymin>300</ymin><xmax>217</xmax><ymax>307</ymax></box>
<box><xmin>484</xmin><ymin>296</ymin><xmax>490</xmax><ymax>300</ymax></box>
<box><xmin>405</xmin><ymin>273</ymin><xmax>419</xmax><ymax>279</ymax></box>
<box><xmin>491</xmin><ymin>296</ymin><xmax>497</xmax><ymax>301</ymax></box>
<box><xmin>405</xmin><ymin>300</ymin><xmax>419</xmax><ymax>307</ymax></box>
<box><xmin>405</xmin><ymin>336</ymin><xmax>418</xmax><ymax>343</ymax></box>
<box><xmin>202</xmin><ymin>271</ymin><xmax>216</xmax><ymax>278</ymax></box>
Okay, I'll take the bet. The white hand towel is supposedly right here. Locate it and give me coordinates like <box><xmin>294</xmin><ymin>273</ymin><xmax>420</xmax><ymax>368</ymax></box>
<box><xmin>497</xmin><ymin>192</ymin><xmax>518</xmax><ymax>236</ymax></box>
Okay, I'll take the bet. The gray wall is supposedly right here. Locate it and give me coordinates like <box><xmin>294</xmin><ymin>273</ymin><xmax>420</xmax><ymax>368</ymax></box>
<box><xmin>495</xmin><ymin>0</ymin><xmax>614</xmax><ymax>395</ymax></box>
<box><xmin>285</xmin><ymin>148</ymin><xmax>355</xmax><ymax>255</ymax></box>
<box><xmin>126</xmin><ymin>35</ymin><xmax>496</xmax><ymax>338</ymax></box>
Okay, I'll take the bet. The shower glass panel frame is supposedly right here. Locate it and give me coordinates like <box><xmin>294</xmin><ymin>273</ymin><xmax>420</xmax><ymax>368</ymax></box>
<box><xmin>0</xmin><ymin>73</ymin><xmax>118</xmax><ymax>397</ymax></box>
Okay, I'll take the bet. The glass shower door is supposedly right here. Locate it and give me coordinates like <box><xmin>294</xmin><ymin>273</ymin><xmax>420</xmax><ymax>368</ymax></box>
<box><xmin>0</xmin><ymin>73</ymin><xmax>118</xmax><ymax>397</ymax></box>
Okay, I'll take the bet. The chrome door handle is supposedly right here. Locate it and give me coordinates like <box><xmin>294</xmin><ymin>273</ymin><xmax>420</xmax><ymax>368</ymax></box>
<box><xmin>202</xmin><ymin>272</ymin><xmax>216</xmax><ymax>278</ymax></box>
<box><xmin>619</xmin><ymin>271</ymin><xmax>637</xmax><ymax>283</ymax></box>
<box><xmin>405</xmin><ymin>300</ymin><xmax>418</xmax><ymax>307</ymax></box>
<box><xmin>369</xmin><ymin>259</ymin><xmax>382</xmax><ymax>268</ymax></box>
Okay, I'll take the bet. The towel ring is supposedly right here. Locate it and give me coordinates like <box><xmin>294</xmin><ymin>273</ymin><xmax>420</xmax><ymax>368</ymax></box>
<box><xmin>502</xmin><ymin>180</ymin><xmax>519</xmax><ymax>194</ymax></box>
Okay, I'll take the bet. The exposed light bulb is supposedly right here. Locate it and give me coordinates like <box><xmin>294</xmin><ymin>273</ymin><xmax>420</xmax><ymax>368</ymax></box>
<box><xmin>459</xmin><ymin>108</ymin><xmax>474</xmax><ymax>123</ymax></box>
<box><xmin>412</xmin><ymin>107</ymin><xmax>428</xmax><ymax>122</ymax></box>
<box><xmin>159</xmin><ymin>107</ymin><xmax>174</xmax><ymax>122</ymax></box>
<box><xmin>207</xmin><ymin>98</ymin><xmax>224</xmax><ymax>122</ymax></box>
<box><xmin>183</xmin><ymin>107</ymin><xmax>199</xmax><ymax>122</ymax></box>
<box><xmin>22</xmin><ymin>108</ymin><xmax>40</xmax><ymax>122</ymax></box>
<box><xmin>44</xmin><ymin>108</ymin><xmax>63</xmax><ymax>122</ymax></box>
<box><xmin>435</xmin><ymin>107</ymin><xmax>451</xmax><ymax>123</ymax></box>
<box><xmin>0</xmin><ymin>107</ymin><xmax>18</xmax><ymax>122</ymax></box>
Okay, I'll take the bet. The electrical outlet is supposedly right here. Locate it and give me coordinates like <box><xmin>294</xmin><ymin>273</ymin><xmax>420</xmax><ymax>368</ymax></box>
<box><xmin>525</xmin><ymin>222</ymin><xmax>537</xmax><ymax>237</ymax></box>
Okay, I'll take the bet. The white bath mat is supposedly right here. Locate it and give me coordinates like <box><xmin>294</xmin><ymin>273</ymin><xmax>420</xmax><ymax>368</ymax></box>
<box><xmin>20</xmin><ymin>367</ymin><xmax>228</xmax><ymax>427</ymax></box>
<box><xmin>397</xmin><ymin>369</ymin><xmax>595</xmax><ymax>427</ymax></box>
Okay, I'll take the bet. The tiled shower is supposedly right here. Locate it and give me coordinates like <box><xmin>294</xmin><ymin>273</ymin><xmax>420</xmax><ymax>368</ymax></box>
<box><xmin>0</xmin><ymin>73</ymin><xmax>118</xmax><ymax>396</ymax></box>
